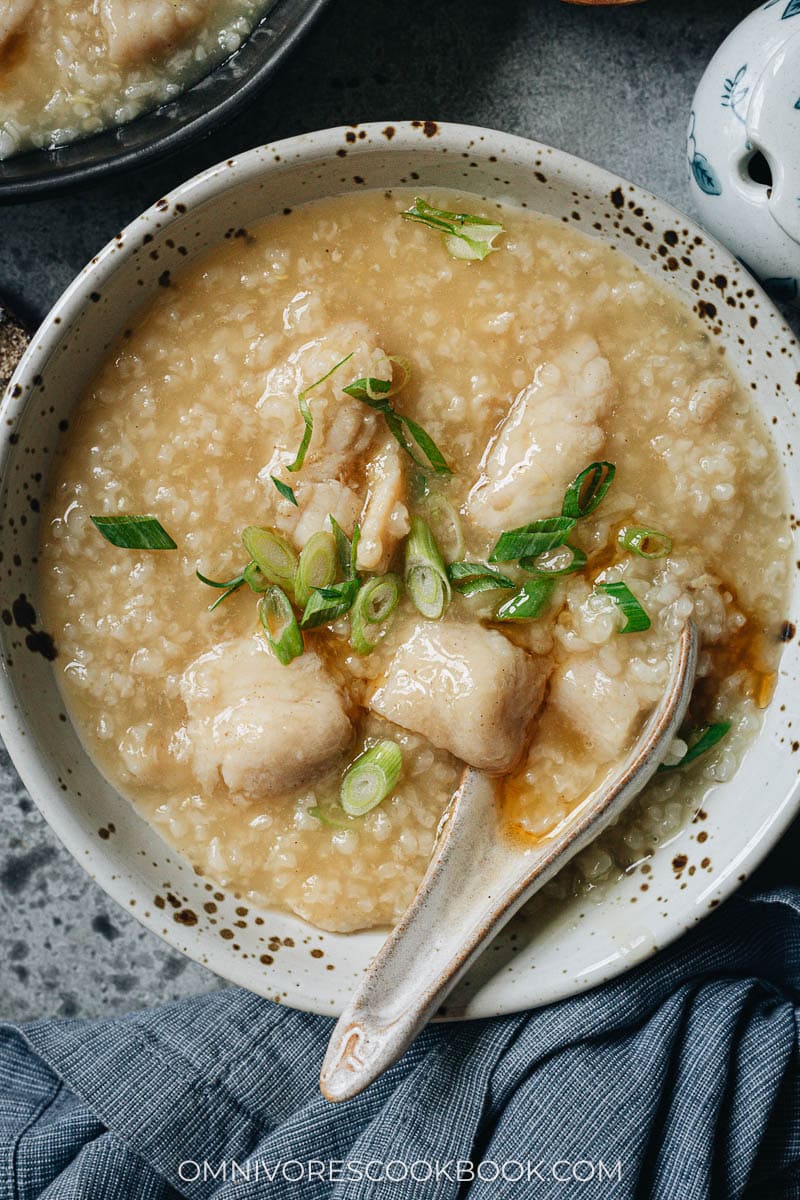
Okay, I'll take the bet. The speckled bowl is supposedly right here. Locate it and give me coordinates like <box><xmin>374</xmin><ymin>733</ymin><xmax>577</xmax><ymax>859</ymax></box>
<box><xmin>0</xmin><ymin>0</ymin><xmax>330</xmax><ymax>202</ymax></box>
<box><xmin>1</xmin><ymin>122</ymin><xmax>798</xmax><ymax>1018</ymax></box>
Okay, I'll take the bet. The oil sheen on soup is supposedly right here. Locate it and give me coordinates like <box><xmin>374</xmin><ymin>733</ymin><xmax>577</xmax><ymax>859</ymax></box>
<box><xmin>40</xmin><ymin>189</ymin><xmax>792</xmax><ymax>933</ymax></box>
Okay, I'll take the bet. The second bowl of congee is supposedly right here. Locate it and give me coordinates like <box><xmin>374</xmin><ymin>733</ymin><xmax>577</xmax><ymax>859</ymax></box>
<box><xmin>40</xmin><ymin>186</ymin><xmax>792</xmax><ymax>934</ymax></box>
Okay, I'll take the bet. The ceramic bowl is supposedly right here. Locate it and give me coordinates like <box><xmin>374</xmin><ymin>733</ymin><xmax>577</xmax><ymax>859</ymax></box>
<box><xmin>0</xmin><ymin>0</ymin><xmax>329</xmax><ymax>202</ymax></box>
<box><xmin>1</xmin><ymin>122</ymin><xmax>798</xmax><ymax>1018</ymax></box>
<box><xmin>688</xmin><ymin>0</ymin><xmax>800</xmax><ymax>301</ymax></box>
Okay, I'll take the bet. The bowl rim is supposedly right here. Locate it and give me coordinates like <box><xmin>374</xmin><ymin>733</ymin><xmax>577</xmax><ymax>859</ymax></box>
<box><xmin>0</xmin><ymin>0</ymin><xmax>331</xmax><ymax>202</ymax></box>
<box><xmin>2</xmin><ymin>119</ymin><xmax>799</xmax><ymax>1017</ymax></box>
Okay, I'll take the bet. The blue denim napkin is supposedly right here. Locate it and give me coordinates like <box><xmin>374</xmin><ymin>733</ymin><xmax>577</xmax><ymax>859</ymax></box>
<box><xmin>2</xmin><ymin>882</ymin><xmax>800</xmax><ymax>1199</ymax></box>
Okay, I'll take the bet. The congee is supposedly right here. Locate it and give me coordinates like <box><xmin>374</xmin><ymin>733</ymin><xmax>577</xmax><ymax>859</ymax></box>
<box><xmin>40</xmin><ymin>190</ymin><xmax>792</xmax><ymax>932</ymax></box>
<box><xmin>0</xmin><ymin>0</ymin><xmax>269</xmax><ymax>158</ymax></box>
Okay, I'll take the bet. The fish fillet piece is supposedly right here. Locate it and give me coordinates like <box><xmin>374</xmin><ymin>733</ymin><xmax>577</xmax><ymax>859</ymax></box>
<box><xmin>101</xmin><ymin>0</ymin><xmax>211</xmax><ymax>65</ymax></box>
<box><xmin>0</xmin><ymin>0</ymin><xmax>34</xmax><ymax>52</ymax></box>
<box><xmin>547</xmin><ymin>650</ymin><xmax>650</xmax><ymax>763</ymax></box>
<box><xmin>180</xmin><ymin>635</ymin><xmax>352</xmax><ymax>799</ymax></box>
<box><xmin>370</xmin><ymin>621</ymin><xmax>546</xmax><ymax>774</ymax></box>
<box><xmin>356</xmin><ymin>431</ymin><xmax>410</xmax><ymax>573</ymax></box>
<box><xmin>467</xmin><ymin>334</ymin><xmax>613</xmax><ymax>535</ymax></box>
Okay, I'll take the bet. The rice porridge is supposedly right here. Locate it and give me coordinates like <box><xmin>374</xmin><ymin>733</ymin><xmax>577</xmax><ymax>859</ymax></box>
<box><xmin>39</xmin><ymin>189</ymin><xmax>792</xmax><ymax>933</ymax></box>
<box><xmin>0</xmin><ymin>0</ymin><xmax>270</xmax><ymax>159</ymax></box>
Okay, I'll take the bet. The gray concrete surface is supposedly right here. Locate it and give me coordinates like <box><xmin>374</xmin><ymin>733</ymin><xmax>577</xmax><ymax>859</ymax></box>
<box><xmin>0</xmin><ymin>0</ymin><xmax>791</xmax><ymax>1020</ymax></box>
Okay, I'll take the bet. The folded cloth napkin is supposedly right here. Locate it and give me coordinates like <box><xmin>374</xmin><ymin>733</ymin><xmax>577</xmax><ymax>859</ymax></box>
<box><xmin>2</xmin><ymin>878</ymin><xmax>800</xmax><ymax>1200</ymax></box>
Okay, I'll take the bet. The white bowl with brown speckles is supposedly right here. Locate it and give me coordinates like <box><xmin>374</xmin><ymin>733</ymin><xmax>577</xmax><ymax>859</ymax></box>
<box><xmin>1</xmin><ymin>122</ymin><xmax>799</xmax><ymax>1018</ymax></box>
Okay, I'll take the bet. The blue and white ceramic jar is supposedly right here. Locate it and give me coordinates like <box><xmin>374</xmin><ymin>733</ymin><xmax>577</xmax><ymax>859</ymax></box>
<box><xmin>688</xmin><ymin>0</ymin><xmax>800</xmax><ymax>300</ymax></box>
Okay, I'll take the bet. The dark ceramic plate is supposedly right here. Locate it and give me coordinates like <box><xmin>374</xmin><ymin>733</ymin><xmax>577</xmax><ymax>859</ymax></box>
<box><xmin>0</xmin><ymin>0</ymin><xmax>330</xmax><ymax>202</ymax></box>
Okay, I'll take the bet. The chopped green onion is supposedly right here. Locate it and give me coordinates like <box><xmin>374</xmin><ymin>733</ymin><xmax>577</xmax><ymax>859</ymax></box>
<box><xmin>343</xmin><ymin>377</ymin><xmax>451</xmax><ymax>477</ymax></box>
<box><xmin>350</xmin><ymin>574</ymin><xmax>402</xmax><ymax>654</ymax></box>
<box><xmin>294</xmin><ymin>531</ymin><xmax>338</xmax><ymax>609</ymax></box>
<box><xmin>243</xmin><ymin>560</ymin><xmax>269</xmax><ymax>593</ymax></box>
<box><xmin>489</xmin><ymin>516</ymin><xmax>576</xmax><ymax>563</ymax></box>
<box><xmin>561</xmin><ymin>462</ymin><xmax>616</xmax><ymax>519</ymax></box>
<box><xmin>90</xmin><ymin>514</ymin><xmax>176</xmax><ymax>550</ymax></box>
<box><xmin>495</xmin><ymin>577</ymin><xmax>556</xmax><ymax>621</ymax></box>
<box><xmin>521</xmin><ymin>543</ymin><xmax>588</xmax><ymax>576</ymax></box>
<box><xmin>447</xmin><ymin>561</ymin><xmax>516</xmax><ymax>597</ymax></box>
<box><xmin>259</xmin><ymin>586</ymin><xmax>304</xmax><ymax>665</ymax></box>
<box><xmin>596</xmin><ymin>581</ymin><xmax>651</xmax><ymax>633</ymax></box>
<box><xmin>241</xmin><ymin>526</ymin><xmax>298</xmax><ymax>593</ymax></box>
<box><xmin>301</xmin><ymin>579</ymin><xmax>359</xmax><ymax>629</ymax></box>
<box><xmin>286</xmin><ymin>353</ymin><xmax>353</xmax><ymax>473</ymax></box>
<box><xmin>329</xmin><ymin>516</ymin><xmax>360</xmax><ymax>581</ymax></box>
<box><xmin>196</xmin><ymin>568</ymin><xmax>247</xmax><ymax>612</ymax></box>
<box><xmin>308</xmin><ymin>804</ymin><xmax>353</xmax><ymax>829</ymax></box>
<box><xmin>340</xmin><ymin>740</ymin><xmax>403</xmax><ymax>816</ymax></box>
<box><xmin>270</xmin><ymin>476</ymin><xmax>298</xmax><ymax>507</ymax></box>
<box><xmin>423</xmin><ymin>492</ymin><xmax>465</xmax><ymax>561</ymax></box>
<box><xmin>657</xmin><ymin>722</ymin><xmax>731</xmax><ymax>774</ymax></box>
<box><xmin>401</xmin><ymin>197</ymin><xmax>504</xmax><ymax>261</ymax></box>
<box><xmin>405</xmin><ymin>515</ymin><xmax>451</xmax><ymax>619</ymax></box>
<box><xmin>618</xmin><ymin>526</ymin><xmax>673</xmax><ymax>560</ymax></box>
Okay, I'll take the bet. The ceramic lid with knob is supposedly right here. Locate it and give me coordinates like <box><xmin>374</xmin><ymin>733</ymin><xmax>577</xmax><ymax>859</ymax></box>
<box><xmin>688</xmin><ymin>0</ymin><xmax>800</xmax><ymax>302</ymax></box>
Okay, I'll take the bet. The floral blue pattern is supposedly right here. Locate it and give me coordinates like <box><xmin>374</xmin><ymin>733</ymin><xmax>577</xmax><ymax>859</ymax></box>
<box><xmin>687</xmin><ymin>111</ymin><xmax>722</xmax><ymax>196</ymax></box>
<box><xmin>722</xmin><ymin>65</ymin><xmax>749</xmax><ymax>124</ymax></box>
<box><xmin>764</xmin><ymin>0</ymin><xmax>800</xmax><ymax>17</ymax></box>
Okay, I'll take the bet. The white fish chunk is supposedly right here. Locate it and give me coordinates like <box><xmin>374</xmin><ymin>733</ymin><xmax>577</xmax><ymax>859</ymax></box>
<box><xmin>101</xmin><ymin>0</ymin><xmax>210</xmax><ymax>65</ymax></box>
<box><xmin>271</xmin><ymin>479</ymin><xmax>362</xmax><ymax>546</ymax></box>
<box><xmin>370</xmin><ymin>621</ymin><xmax>546</xmax><ymax>774</ymax></box>
<box><xmin>467</xmin><ymin>334</ymin><xmax>613</xmax><ymax>535</ymax></box>
<box><xmin>548</xmin><ymin>651</ymin><xmax>649</xmax><ymax>763</ymax></box>
<box><xmin>180</xmin><ymin>635</ymin><xmax>352</xmax><ymax>799</ymax></box>
<box><xmin>0</xmin><ymin>0</ymin><xmax>34</xmax><ymax>51</ymax></box>
<box><xmin>357</xmin><ymin>432</ymin><xmax>410</xmax><ymax>573</ymax></box>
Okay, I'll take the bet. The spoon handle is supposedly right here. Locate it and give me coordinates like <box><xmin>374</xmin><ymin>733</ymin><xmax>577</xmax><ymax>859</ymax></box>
<box><xmin>320</xmin><ymin>622</ymin><xmax>697</xmax><ymax>1102</ymax></box>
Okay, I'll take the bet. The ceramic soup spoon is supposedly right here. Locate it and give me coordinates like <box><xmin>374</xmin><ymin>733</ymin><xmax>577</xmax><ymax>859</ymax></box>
<box><xmin>321</xmin><ymin>620</ymin><xmax>698</xmax><ymax>1102</ymax></box>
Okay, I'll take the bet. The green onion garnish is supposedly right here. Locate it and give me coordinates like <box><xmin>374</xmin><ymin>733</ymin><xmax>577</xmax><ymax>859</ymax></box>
<box><xmin>350</xmin><ymin>574</ymin><xmax>402</xmax><ymax>654</ymax></box>
<box><xmin>561</xmin><ymin>462</ymin><xmax>616</xmax><ymax>519</ymax></box>
<box><xmin>401</xmin><ymin>197</ymin><xmax>504</xmax><ymax>261</ymax></box>
<box><xmin>270</xmin><ymin>476</ymin><xmax>298</xmax><ymax>507</ymax></box>
<box><xmin>241</xmin><ymin>526</ymin><xmax>298</xmax><ymax>593</ymax></box>
<box><xmin>294</xmin><ymin>531</ymin><xmax>338</xmax><ymax>610</ymax></box>
<box><xmin>340</xmin><ymin>740</ymin><xmax>403</xmax><ymax>816</ymax></box>
<box><xmin>618</xmin><ymin>526</ymin><xmax>673</xmax><ymax>559</ymax></box>
<box><xmin>259</xmin><ymin>585</ymin><xmax>304</xmax><ymax>665</ymax></box>
<box><xmin>330</xmin><ymin>516</ymin><xmax>360</xmax><ymax>581</ymax></box>
<box><xmin>423</xmin><ymin>492</ymin><xmax>465</xmax><ymax>561</ymax></box>
<box><xmin>596</xmin><ymin>581</ymin><xmax>651</xmax><ymax>633</ymax></box>
<box><xmin>520</xmin><ymin>544</ymin><xmax>588</xmax><ymax>576</ymax></box>
<box><xmin>343</xmin><ymin>377</ymin><xmax>451</xmax><ymax>476</ymax></box>
<box><xmin>301</xmin><ymin>579</ymin><xmax>359</xmax><ymax>629</ymax></box>
<box><xmin>196</xmin><ymin>568</ymin><xmax>247</xmax><ymax>611</ymax></box>
<box><xmin>242</xmin><ymin>560</ymin><xmax>269</xmax><ymax>593</ymax></box>
<box><xmin>495</xmin><ymin>577</ymin><xmax>556</xmax><ymax>621</ymax></box>
<box><xmin>489</xmin><ymin>516</ymin><xmax>576</xmax><ymax>564</ymax></box>
<box><xmin>286</xmin><ymin>353</ymin><xmax>353</xmax><ymax>474</ymax></box>
<box><xmin>405</xmin><ymin>515</ymin><xmax>451</xmax><ymax>619</ymax></box>
<box><xmin>657</xmin><ymin>722</ymin><xmax>732</xmax><ymax>774</ymax></box>
<box><xmin>308</xmin><ymin>804</ymin><xmax>353</xmax><ymax>829</ymax></box>
<box><xmin>447</xmin><ymin>561</ymin><xmax>516</xmax><ymax>597</ymax></box>
<box><xmin>90</xmin><ymin>514</ymin><xmax>176</xmax><ymax>550</ymax></box>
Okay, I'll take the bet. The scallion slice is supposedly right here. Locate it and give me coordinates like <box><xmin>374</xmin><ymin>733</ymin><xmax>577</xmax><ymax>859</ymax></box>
<box><xmin>405</xmin><ymin>515</ymin><xmax>451</xmax><ymax>619</ymax></box>
<box><xmin>618</xmin><ymin>526</ymin><xmax>673</xmax><ymax>560</ymax></box>
<box><xmin>301</xmin><ymin>579</ymin><xmax>359</xmax><ymax>629</ymax></box>
<box><xmin>657</xmin><ymin>722</ymin><xmax>731</xmax><ymax>773</ymax></box>
<box><xmin>241</xmin><ymin>526</ymin><xmax>298</xmax><ymax>593</ymax></box>
<box><xmin>270</xmin><ymin>476</ymin><xmax>298</xmax><ymax>507</ymax></box>
<box><xmin>401</xmin><ymin>197</ymin><xmax>504</xmax><ymax>261</ymax></box>
<box><xmin>350</xmin><ymin>574</ymin><xmax>402</xmax><ymax>654</ymax></box>
<box><xmin>243</xmin><ymin>560</ymin><xmax>269</xmax><ymax>593</ymax></box>
<box><xmin>308</xmin><ymin>804</ymin><xmax>353</xmax><ymax>829</ymax></box>
<box><xmin>423</xmin><ymin>492</ymin><xmax>465</xmax><ymax>561</ymax></box>
<box><xmin>90</xmin><ymin>514</ymin><xmax>176</xmax><ymax>550</ymax></box>
<box><xmin>447</xmin><ymin>561</ymin><xmax>516</xmax><ymax>597</ymax></box>
<box><xmin>596</xmin><ymin>581</ymin><xmax>651</xmax><ymax>633</ymax></box>
<box><xmin>343</xmin><ymin>377</ymin><xmax>451</xmax><ymax>476</ymax></box>
<box><xmin>196</xmin><ymin>568</ymin><xmax>247</xmax><ymax>611</ymax></box>
<box><xmin>286</xmin><ymin>353</ymin><xmax>353</xmax><ymax>473</ymax></box>
<box><xmin>294</xmin><ymin>531</ymin><xmax>338</xmax><ymax>610</ymax></box>
<box><xmin>258</xmin><ymin>586</ymin><xmax>304</xmax><ymax>665</ymax></box>
<box><xmin>520</xmin><ymin>543</ymin><xmax>588</xmax><ymax>576</ymax></box>
<box><xmin>495</xmin><ymin>577</ymin><xmax>556</xmax><ymax>621</ymax></box>
<box><xmin>489</xmin><ymin>516</ymin><xmax>576</xmax><ymax>563</ymax></box>
<box><xmin>561</xmin><ymin>462</ymin><xmax>616</xmax><ymax>519</ymax></box>
<box><xmin>330</xmin><ymin>516</ymin><xmax>360</xmax><ymax>581</ymax></box>
<box><xmin>340</xmin><ymin>740</ymin><xmax>403</xmax><ymax>816</ymax></box>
